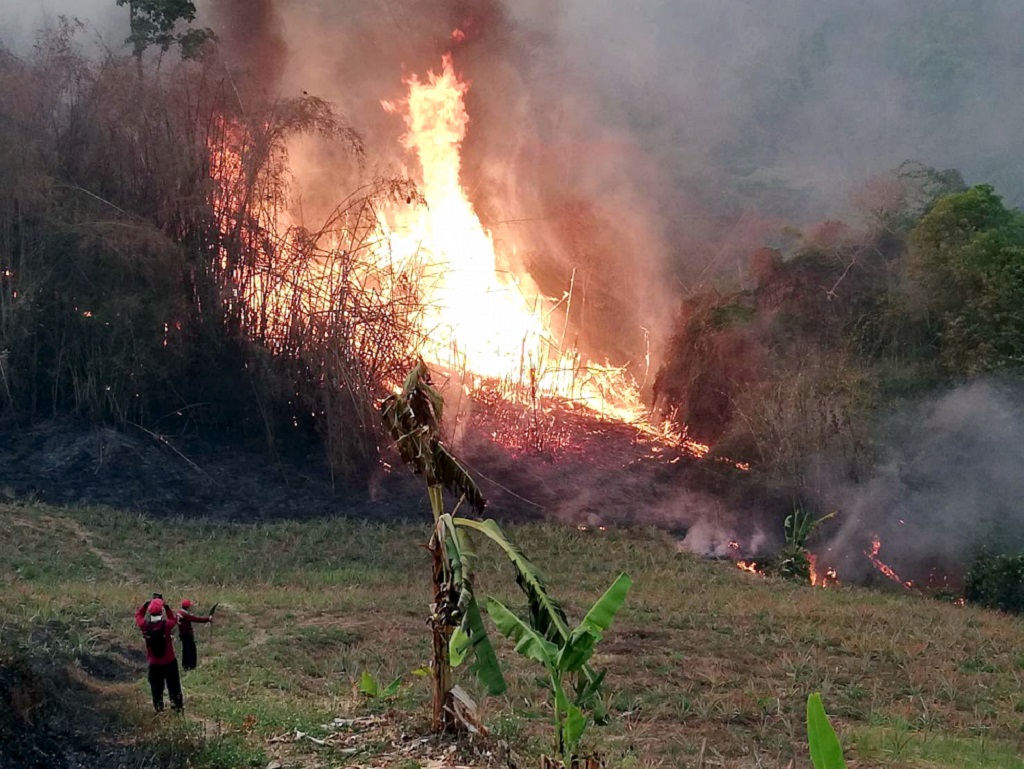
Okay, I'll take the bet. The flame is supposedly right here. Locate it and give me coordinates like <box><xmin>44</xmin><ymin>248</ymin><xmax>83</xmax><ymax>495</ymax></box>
<box><xmin>736</xmin><ymin>561</ymin><xmax>762</xmax><ymax>575</ymax></box>
<box><xmin>376</xmin><ymin>55</ymin><xmax>701</xmax><ymax>445</ymax></box>
<box><xmin>808</xmin><ymin>553</ymin><xmax>839</xmax><ymax>588</ymax></box>
<box><xmin>209</xmin><ymin>55</ymin><xmax>738</xmax><ymax>462</ymax></box>
<box><xmin>865</xmin><ymin>535</ymin><xmax>913</xmax><ymax>589</ymax></box>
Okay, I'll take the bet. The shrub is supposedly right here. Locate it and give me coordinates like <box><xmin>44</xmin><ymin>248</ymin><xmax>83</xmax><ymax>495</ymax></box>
<box><xmin>964</xmin><ymin>551</ymin><xmax>1024</xmax><ymax>614</ymax></box>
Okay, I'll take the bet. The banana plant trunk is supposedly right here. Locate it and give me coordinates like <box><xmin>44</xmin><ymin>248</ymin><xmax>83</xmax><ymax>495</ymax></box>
<box><xmin>540</xmin><ymin>757</ymin><xmax>602</xmax><ymax>769</ymax></box>
<box><xmin>428</xmin><ymin>485</ymin><xmax>455</xmax><ymax>732</ymax></box>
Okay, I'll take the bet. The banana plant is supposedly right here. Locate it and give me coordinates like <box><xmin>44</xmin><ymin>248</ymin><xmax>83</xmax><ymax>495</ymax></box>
<box><xmin>454</xmin><ymin>517</ymin><xmax>611</xmax><ymax>722</ymax></box>
<box><xmin>381</xmin><ymin>362</ymin><xmax>616</xmax><ymax>733</ymax></box>
<box><xmin>358</xmin><ymin>671</ymin><xmax>402</xmax><ymax>700</ymax></box>
<box><xmin>380</xmin><ymin>360</ymin><xmax>487</xmax><ymax>731</ymax></box>
<box><xmin>485</xmin><ymin>573</ymin><xmax>632</xmax><ymax>762</ymax></box>
<box><xmin>807</xmin><ymin>693</ymin><xmax>848</xmax><ymax>769</ymax></box>
<box><xmin>786</xmin><ymin>507</ymin><xmax>836</xmax><ymax>549</ymax></box>
<box><xmin>772</xmin><ymin>508</ymin><xmax>838</xmax><ymax>582</ymax></box>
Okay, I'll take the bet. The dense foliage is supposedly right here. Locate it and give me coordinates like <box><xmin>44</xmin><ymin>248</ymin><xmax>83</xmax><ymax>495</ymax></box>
<box><xmin>964</xmin><ymin>552</ymin><xmax>1024</xmax><ymax>614</ymax></box>
<box><xmin>115</xmin><ymin>0</ymin><xmax>215</xmax><ymax>59</ymax></box>
<box><xmin>909</xmin><ymin>185</ymin><xmax>1024</xmax><ymax>373</ymax></box>
<box><xmin>0</xmin><ymin>23</ymin><xmax>416</xmax><ymax>481</ymax></box>
<box><xmin>654</xmin><ymin>164</ymin><xmax>1024</xmax><ymax>486</ymax></box>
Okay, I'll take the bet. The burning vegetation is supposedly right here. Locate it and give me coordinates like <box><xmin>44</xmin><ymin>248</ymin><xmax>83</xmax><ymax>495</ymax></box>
<box><xmin>2</xmin><ymin>4</ymin><xmax>1024</xmax><ymax>602</ymax></box>
<box><xmin>4</xmin><ymin>4</ymin><xmax>1024</xmax><ymax>769</ymax></box>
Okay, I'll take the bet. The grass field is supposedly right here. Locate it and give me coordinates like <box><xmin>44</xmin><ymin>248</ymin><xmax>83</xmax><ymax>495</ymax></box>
<box><xmin>2</xmin><ymin>500</ymin><xmax>1023</xmax><ymax>768</ymax></box>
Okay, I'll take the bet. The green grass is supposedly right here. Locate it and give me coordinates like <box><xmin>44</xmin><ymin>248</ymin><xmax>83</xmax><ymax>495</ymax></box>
<box><xmin>2</xmin><ymin>500</ymin><xmax>1024</xmax><ymax>767</ymax></box>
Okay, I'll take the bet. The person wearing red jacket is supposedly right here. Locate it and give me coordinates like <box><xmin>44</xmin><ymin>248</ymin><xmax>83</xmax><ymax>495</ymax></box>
<box><xmin>135</xmin><ymin>596</ymin><xmax>183</xmax><ymax>713</ymax></box>
<box><xmin>176</xmin><ymin>599</ymin><xmax>213</xmax><ymax>671</ymax></box>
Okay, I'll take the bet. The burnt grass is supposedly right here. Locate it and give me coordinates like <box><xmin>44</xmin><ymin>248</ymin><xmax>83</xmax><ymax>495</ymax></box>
<box><xmin>0</xmin><ymin>417</ymin><xmax>422</xmax><ymax>522</ymax></box>
<box><xmin>0</xmin><ymin>622</ymin><xmax>175</xmax><ymax>768</ymax></box>
<box><xmin>0</xmin><ymin>411</ymin><xmax>786</xmax><ymax>538</ymax></box>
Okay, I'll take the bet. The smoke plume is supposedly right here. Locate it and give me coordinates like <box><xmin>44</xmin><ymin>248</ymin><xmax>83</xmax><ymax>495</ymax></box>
<box><xmin>818</xmin><ymin>379</ymin><xmax>1024</xmax><ymax>584</ymax></box>
<box><xmin>14</xmin><ymin>1</ymin><xmax>1024</xmax><ymax>377</ymax></box>
<box><xmin>206</xmin><ymin>0</ymin><xmax>287</xmax><ymax>91</ymax></box>
<box><xmin>0</xmin><ymin>0</ymin><xmax>124</xmax><ymax>51</ymax></box>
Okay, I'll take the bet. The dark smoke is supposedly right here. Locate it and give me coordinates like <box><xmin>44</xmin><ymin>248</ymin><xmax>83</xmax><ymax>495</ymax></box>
<box><xmin>207</xmin><ymin>0</ymin><xmax>287</xmax><ymax>91</ymax></box>
<box><xmin>817</xmin><ymin>379</ymin><xmax>1024</xmax><ymax>585</ymax></box>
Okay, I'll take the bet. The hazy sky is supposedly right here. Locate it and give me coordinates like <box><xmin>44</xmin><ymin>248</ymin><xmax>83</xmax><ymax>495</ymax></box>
<box><xmin>5</xmin><ymin>0</ymin><xmax>1021</xmax><ymax>212</ymax></box>
<box><xmin>0</xmin><ymin>0</ymin><xmax>124</xmax><ymax>51</ymax></box>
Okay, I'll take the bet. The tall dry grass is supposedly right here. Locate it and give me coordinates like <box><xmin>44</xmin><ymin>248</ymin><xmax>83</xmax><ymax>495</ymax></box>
<box><xmin>0</xmin><ymin>21</ymin><xmax>422</xmax><ymax>482</ymax></box>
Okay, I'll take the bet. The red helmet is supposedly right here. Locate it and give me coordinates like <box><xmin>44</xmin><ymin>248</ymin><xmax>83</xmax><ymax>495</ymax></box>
<box><xmin>148</xmin><ymin>598</ymin><xmax>165</xmax><ymax>615</ymax></box>
<box><xmin>181</xmin><ymin>599</ymin><xmax>192</xmax><ymax>609</ymax></box>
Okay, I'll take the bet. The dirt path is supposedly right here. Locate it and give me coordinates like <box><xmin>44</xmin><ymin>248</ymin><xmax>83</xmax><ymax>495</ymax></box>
<box><xmin>41</xmin><ymin>514</ymin><xmax>142</xmax><ymax>584</ymax></box>
<box><xmin>215</xmin><ymin>603</ymin><xmax>270</xmax><ymax>649</ymax></box>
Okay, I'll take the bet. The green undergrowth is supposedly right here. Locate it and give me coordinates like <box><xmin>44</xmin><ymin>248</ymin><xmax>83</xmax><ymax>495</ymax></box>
<box><xmin>2</xmin><ymin>500</ymin><xmax>1024</xmax><ymax>767</ymax></box>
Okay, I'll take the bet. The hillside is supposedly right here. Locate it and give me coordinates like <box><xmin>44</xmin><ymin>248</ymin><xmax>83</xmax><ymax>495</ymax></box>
<box><xmin>2</xmin><ymin>502</ymin><xmax>1023</xmax><ymax>768</ymax></box>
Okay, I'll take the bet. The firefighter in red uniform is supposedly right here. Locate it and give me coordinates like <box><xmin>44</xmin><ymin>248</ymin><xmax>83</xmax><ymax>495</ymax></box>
<box><xmin>176</xmin><ymin>598</ymin><xmax>212</xmax><ymax>671</ymax></box>
<box><xmin>135</xmin><ymin>596</ymin><xmax>183</xmax><ymax>713</ymax></box>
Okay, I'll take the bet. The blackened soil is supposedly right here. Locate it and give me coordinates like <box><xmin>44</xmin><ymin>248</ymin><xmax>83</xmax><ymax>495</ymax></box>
<box><xmin>0</xmin><ymin>624</ymin><xmax>173</xmax><ymax>769</ymax></box>
<box><xmin>0</xmin><ymin>414</ymin><xmax>786</xmax><ymax>537</ymax></box>
<box><xmin>0</xmin><ymin>418</ymin><xmax>424</xmax><ymax>521</ymax></box>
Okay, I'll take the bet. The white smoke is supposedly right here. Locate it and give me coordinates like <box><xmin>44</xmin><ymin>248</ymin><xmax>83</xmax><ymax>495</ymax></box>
<box><xmin>0</xmin><ymin>0</ymin><xmax>125</xmax><ymax>52</ymax></box>
<box><xmin>818</xmin><ymin>378</ymin><xmax>1024</xmax><ymax>583</ymax></box>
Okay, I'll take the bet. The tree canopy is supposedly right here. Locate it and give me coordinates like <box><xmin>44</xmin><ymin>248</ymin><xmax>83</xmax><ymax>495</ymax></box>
<box><xmin>116</xmin><ymin>0</ymin><xmax>215</xmax><ymax>59</ymax></box>
<box><xmin>909</xmin><ymin>185</ymin><xmax>1024</xmax><ymax>373</ymax></box>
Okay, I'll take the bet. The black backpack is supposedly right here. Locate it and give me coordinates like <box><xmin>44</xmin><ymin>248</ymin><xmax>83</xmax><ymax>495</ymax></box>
<box><xmin>144</xmin><ymin>620</ymin><xmax>167</xmax><ymax>658</ymax></box>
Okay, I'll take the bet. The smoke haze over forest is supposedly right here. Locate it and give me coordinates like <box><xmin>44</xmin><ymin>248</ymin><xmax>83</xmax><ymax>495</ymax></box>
<box><xmin>2</xmin><ymin>0</ymin><xmax>1020</xmax><ymax>336</ymax></box>
<box><xmin>818</xmin><ymin>380</ymin><xmax>1024</xmax><ymax>582</ymax></box>
<box><xmin>3</xmin><ymin>1</ymin><xmax>1024</xmax><ymax>580</ymax></box>
<box><xmin>5</xmin><ymin>1</ymin><xmax>1022</xmax><ymax>206</ymax></box>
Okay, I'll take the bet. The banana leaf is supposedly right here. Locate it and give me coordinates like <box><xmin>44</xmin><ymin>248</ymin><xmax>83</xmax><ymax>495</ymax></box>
<box><xmin>485</xmin><ymin>597</ymin><xmax>558</xmax><ymax>666</ymax></box>
<box><xmin>557</xmin><ymin>573</ymin><xmax>632</xmax><ymax>673</ymax></box>
<box><xmin>455</xmin><ymin>517</ymin><xmax>608</xmax><ymax>719</ymax></box>
<box><xmin>464</xmin><ymin>597</ymin><xmax>506</xmax><ymax>695</ymax></box>
<box><xmin>807</xmin><ymin>693</ymin><xmax>848</xmax><ymax>769</ymax></box>
<box><xmin>454</xmin><ymin>518</ymin><xmax>570</xmax><ymax>640</ymax></box>
<box><xmin>554</xmin><ymin>680</ymin><xmax>588</xmax><ymax>759</ymax></box>
<box><xmin>432</xmin><ymin>443</ymin><xmax>486</xmax><ymax>514</ymax></box>
<box><xmin>439</xmin><ymin>514</ymin><xmax>506</xmax><ymax>694</ymax></box>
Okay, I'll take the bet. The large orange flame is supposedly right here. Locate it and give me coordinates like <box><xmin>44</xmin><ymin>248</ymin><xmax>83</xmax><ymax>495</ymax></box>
<box><xmin>379</xmin><ymin>55</ymin><xmax>706</xmax><ymax>449</ymax></box>
<box><xmin>210</xmin><ymin>55</ymin><xmax>724</xmax><ymax>459</ymax></box>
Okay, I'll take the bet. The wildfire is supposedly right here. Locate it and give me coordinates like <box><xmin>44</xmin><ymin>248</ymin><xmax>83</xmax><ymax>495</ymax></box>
<box><xmin>733</xmin><ymin>553</ymin><xmax>840</xmax><ymax>587</ymax></box>
<box><xmin>808</xmin><ymin>553</ymin><xmax>839</xmax><ymax>588</ymax></box>
<box><xmin>865</xmin><ymin>535</ymin><xmax>913</xmax><ymax>589</ymax></box>
<box><xmin>375</xmin><ymin>54</ymin><xmax>711</xmax><ymax>450</ymax></box>
<box><xmin>209</xmin><ymin>53</ymin><xmax>731</xmax><ymax>461</ymax></box>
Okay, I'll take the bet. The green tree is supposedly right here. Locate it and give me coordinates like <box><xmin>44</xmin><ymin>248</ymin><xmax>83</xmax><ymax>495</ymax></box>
<box><xmin>116</xmin><ymin>0</ymin><xmax>215</xmax><ymax>59</ymax></box>
<box><xmin>908</xmin><ymin>185</ymin><xmax>1024</xmax><ymax>373</ymax></box>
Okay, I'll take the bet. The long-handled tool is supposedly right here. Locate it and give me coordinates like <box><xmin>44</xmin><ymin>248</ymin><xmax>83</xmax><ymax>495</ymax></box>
<box><xmin>208</xmin><ymin>601</ymin><xmax>219</xmax><ymax>641</ymax></box>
